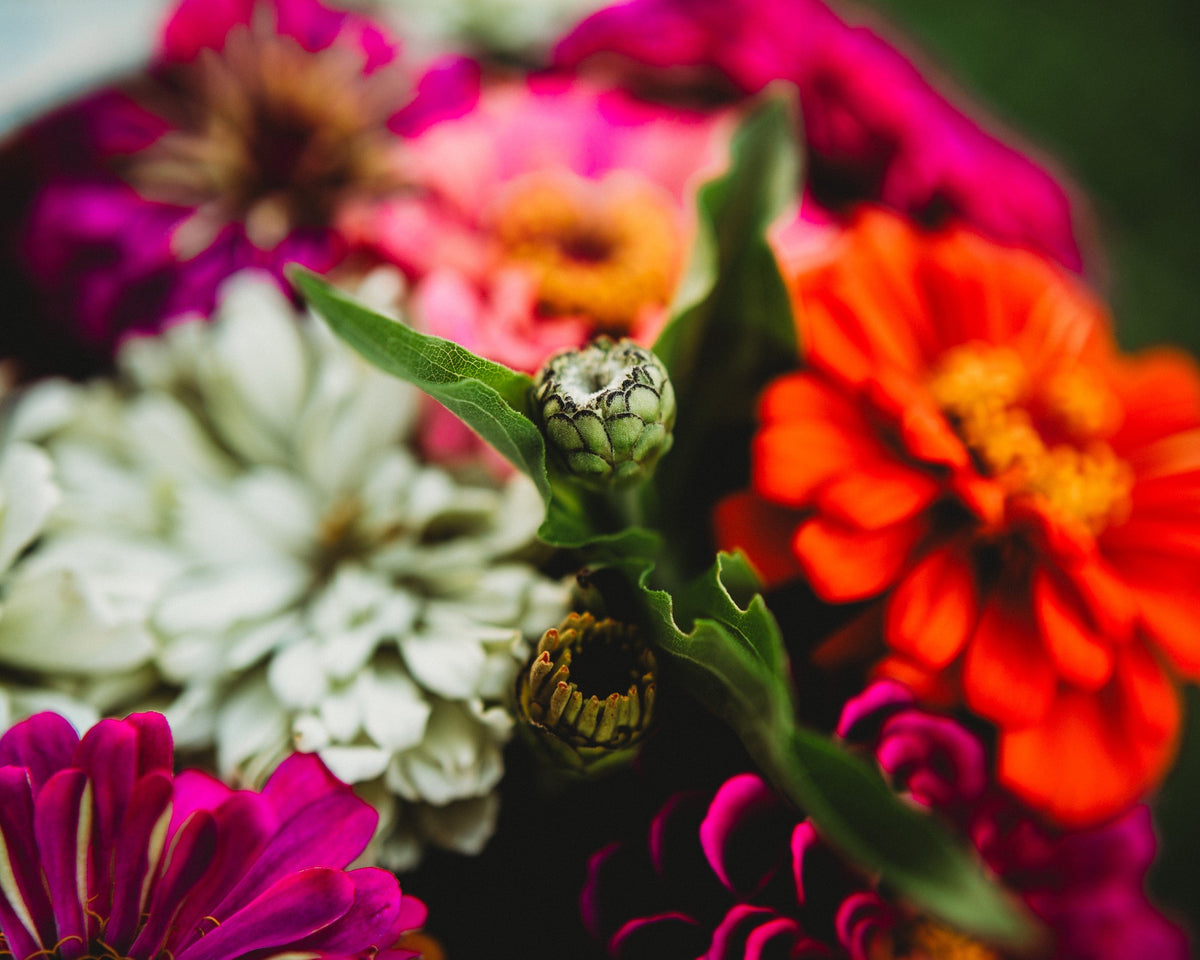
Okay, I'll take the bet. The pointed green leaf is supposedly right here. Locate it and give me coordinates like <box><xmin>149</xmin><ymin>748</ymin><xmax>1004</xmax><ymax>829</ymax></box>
<box><xmin>624</xmin><ymin>552</ymin><xmax>1042</xmax><ymax>952</ymax></box>
<box><xmin>649</xmin><ymin>91</ymin><xmax>803</xmax><ymax>570</ymax></box>
<box><xmin>293</xmin><ymin>267</ymin><xmax>660</xmax><ymax>559</ymax></box>
<box><xmin>292</xmin><ymin>266</ymin><xmax>550</xmax><ymax>496</ymax></box>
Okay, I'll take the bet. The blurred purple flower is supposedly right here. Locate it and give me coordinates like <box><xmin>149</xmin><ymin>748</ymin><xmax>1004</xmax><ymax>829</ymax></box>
<box><xmin>556</xmin><ymin>0</ymin><xmax>1089</xmax><ymax>272</ymax></box>
<box><xmin>581</xmin><ymin>681</ymin><xmax>1186</xmax><ymax>959</ymax></box>
<box><xmin>14</xmin><ymin>0</ymin><xmax>477</xmax><ymax>358</ymax></box>
<box><xmin>0</xmin><ymin>711</ymin><xmax>426</xmax><ymax>960</ymax></box>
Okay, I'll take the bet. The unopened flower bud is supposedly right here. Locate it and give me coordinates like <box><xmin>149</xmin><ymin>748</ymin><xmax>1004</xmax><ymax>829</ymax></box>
<box><xmin>533</xmin><ymin>337</ymin><xmax>675</xmax><ymax>488</ymax></box>
<box><xmin>515</xmin><ymin>611</ymin><xmax>657</xmax><ymax>773</ymax></box>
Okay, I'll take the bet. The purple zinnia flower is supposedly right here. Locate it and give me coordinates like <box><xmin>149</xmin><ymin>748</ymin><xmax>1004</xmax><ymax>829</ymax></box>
<box><xmin>0</xmin><ymin>711</ymin><xmax>427</xmax><ymax>960</ymax></box>
<box><xmin>12</xmin><ymin>0</ymin><xmax>477</xmax><ymax>361</ymax></box>
<box><xmin>555</xmin><ymin>0</ymin><xmax>1089</xmax><ymax>273</ymax></box>
<box><xmin>581</xmin><ymin>681</ymin><xmax>1186</xmax><ymax>959</ymax></box>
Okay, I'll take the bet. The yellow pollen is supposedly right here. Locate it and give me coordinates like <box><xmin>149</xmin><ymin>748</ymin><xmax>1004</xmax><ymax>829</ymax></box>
<box><xmin>928</xmin><ymin>344</ymin><xmax>1028</xmax><ymax>420</ymax></box>
<box><xmin>1026</xmin><ymin>444</ymin><xmax>1133</xmax><ymax>534</ymax></box>
<box><xmin>882</xmin><ymin>917</ymin><xmax>1001</xmax><ymax>960</ymax></box>
<box><xmin>493</xmin><ymin>172</ymin><xmax>680</xmax><ymax>333</ymax></box>
<box><xmin>928</xmin><ymin>342</ymin><xmax>1132</xmax><ymax>533</ymax></box>
<box><xmin>1041</xmin><ymin>366</ymin><xmax>1123</xmax><ymax>439</ymax></box>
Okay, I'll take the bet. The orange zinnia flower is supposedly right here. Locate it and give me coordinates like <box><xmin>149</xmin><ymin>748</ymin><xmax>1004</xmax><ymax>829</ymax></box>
<box><xmin>716</xmin><ymin>208</ymin><xmax>1200</xmax><ymax>827</ymax></box>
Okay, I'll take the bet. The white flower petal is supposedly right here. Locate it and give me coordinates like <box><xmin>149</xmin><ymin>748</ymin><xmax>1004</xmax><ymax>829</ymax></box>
<box><xmin>201</xmin><ymin>274</ymin><xmax>311</xmax><ymax>463</ymax></box>
<box><xmin>360</xmin><ymin>666</ymin><xmax>430</xmax><ymax>752</ymax></box>
<box><xmin>317</xmin><ymin>684</ymin><xmax>363</xmax><ymax>742</ymax></box>
<box><xmin>0</xmin><ymin>568</ymin><xmax>156</xmax><ymax>672</ymax></box>
<box><xmin>414</xmin><ymin>794</ymin><xmax>500</xmax><ymax>856</ymax></box>
<box><xmin>292</xmin><ymin>713</ymin><xmax>331</xmax><ymax>752</ymax></box>
<box><xmin>318</xmin><ymin>744</ymin><xmax>393</xmax><ymax>784</ymax></box>
<box><xmin>155</xmin><ymin>561</ymin><xmax>308</xmax><ymax>635</ymax></box>
<box><xmin>398</xmin><ymin>629</ymin><xmax>494</xmax><ymax>700</ymax></box>
<box><xmin>215</xmin><ymin>677</ymin><xmax>290</xmax><ymax>777</ymax></box>
<box><xmin>266</xmin><ymin>637</ymin><xmax>329</xmax><ymax>709</ymax></box>
<box><xmin>124</xmin><ymin>394</ymin><xmax>235</xmax><ymax>483</ymax></box>
<box><xmin>0</xmin><ymin>442</ymin><xmax>58</xmax><ymax>574</ymax></box>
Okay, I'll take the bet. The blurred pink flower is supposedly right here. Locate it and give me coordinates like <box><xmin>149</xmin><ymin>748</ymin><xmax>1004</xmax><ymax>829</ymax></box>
<box><xmin>0</xmin><ymin>711</ymin><xmax>426</xmax><ymax>960</ymax></box>
<box><xmin>15</xmin><ymin>0</ymin><xmax>476</xmax><ymax>358</ymax></box>
<box><xmin>341</xmin><ymin>73</ymin><xmax>729</xmax><ymax>464</ymax></box>
<box><xmin>556</xmin><ymin>0</ymin><xmax>1089</xmax><ymax>273</ymax></box>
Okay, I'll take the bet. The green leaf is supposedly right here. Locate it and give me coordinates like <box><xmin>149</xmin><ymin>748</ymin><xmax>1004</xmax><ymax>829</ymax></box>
<box><xmin>649</xmin><ymin>91</ymin><xmax>803</xmax><ymax>571</ymax></box>
<box><xmin>292</xmin><ymin>267</ymin><xmax>550</xmax><ymax>495</ymax></box>
<box><xmin>293</xmin><ymin>267</ymin><xmax>660</xmax><ymax>559</ymax></box>
<box><xmin>625</xmin><ymin>552</ymin><xmax>1042</xmax><ymax>952</ymax></box>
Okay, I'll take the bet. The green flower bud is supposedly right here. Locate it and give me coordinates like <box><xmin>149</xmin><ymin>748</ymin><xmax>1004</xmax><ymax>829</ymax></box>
<box><xmin>515</xmin><ymin>611</ymin><xmax>657</xmax><ymax>774</ymax></box>
<box><xmin>533</xmin><ymin>337</ymin><xmax>676</xmax><ymax>488</ymax></box>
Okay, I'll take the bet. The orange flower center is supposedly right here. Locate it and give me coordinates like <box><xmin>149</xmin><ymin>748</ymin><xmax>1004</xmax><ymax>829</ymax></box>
<box><xmin>493</xmin><ymin>172</ymin><xmax>681</xmax><ymax>333</ymax></box>
<box><xmin>876</xmin><ymin>917</ymin><xmax>1001</xmax><ymax>960</ymax></box>
<box><xmin>127</xmin><ymin>22</ymin><xmax>405</xmax><ymax>253</ymax></box>
<box><xmin>928</xmin><ymin>343</ymin><xmax>1131</xmax><ymax>533</ymax></box>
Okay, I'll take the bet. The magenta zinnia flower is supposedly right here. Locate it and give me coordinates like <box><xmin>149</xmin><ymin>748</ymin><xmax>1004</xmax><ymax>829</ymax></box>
<box><xmin>582</xmin><ymin>682</ymin><xmax>1186</xmax><ymax>959</ymax></box>
<box><xmin>14</xmin><ymin>0</ymin><xmax>476</xmax><ymax>359</ymax></box>
<box><xmin>556</xmin><ymin>0</ymin><xmax>1088</xmax><ymax>273</ymax></box>
<box><xmin>0</xmin><ymin>711</ymin><xmax>426</xmax><ymax>960</ymax></box>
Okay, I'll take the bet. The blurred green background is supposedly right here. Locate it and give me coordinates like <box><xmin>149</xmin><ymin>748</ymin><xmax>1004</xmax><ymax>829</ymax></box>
<box><xmin>864</xmin><ymin>0</ymin><xmax>1200</xmax><ymax>928</ymax></box>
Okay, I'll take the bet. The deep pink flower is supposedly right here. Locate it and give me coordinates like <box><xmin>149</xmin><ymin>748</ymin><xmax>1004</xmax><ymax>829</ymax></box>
<box><xmin>0</xmin><ymin>712</ymin><xmax>426</xmax><ymax>960</ymax></box>
<box><xmin>556</xmin><ymin>0</ymin><xmax>1088</xmax><ymax>273</ymax></box>
<box><xmin>581</xmin><ymin>682</ymin><xmax>1187</xmax><ymax>959</ymax></box>
<box><xmin>14</xmin><ymin>0</ymin><xmax>477</xmax><ymax>358</ymax></box>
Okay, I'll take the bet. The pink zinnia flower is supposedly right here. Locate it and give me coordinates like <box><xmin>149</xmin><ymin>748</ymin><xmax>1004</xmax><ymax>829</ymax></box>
<box><xmin>556</xmin><ymin>0</ymin><xmax>1088</xmax><ymax>273</ymax></box>
<box><xmin>13</xmin><ymin>0</ymin><xmax>476</xmax><ymax>360</ymax></box>
<box><xmin>0</xmin><ymin>711</ymin><xmax>426</xmax><ymax>960</ymax></box>
<box><xmin>341</xmin><ymin>72</ymin><xmax>729</xmax><ymax>463</ymax></box>
<box><xmin>581</xmin><ymin>682</ymin><xmax>1187</xmax><ymax>959</ymax></box>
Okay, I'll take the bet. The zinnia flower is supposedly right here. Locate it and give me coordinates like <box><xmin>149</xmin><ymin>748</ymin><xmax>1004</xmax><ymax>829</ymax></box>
<box><xmin>343</xmin><ymin>73</ymin><xmax>727</xmax><ymax>371</ymax></box>
<box><xmin>555</xmin><ymin>0</ymin><xmax>1086</xmax><ymax>272</ymax></box>
<box><xmin>715</xmin><ymin>208</ymin><xmax>1200</xmax><ymax>825</ymax></box>
<box><xmin>0</xmin><ymin>415</ymin><xmax>163</xmax><ymax>730</ymax></box>
<box><xmin>581</xmin><ymin>682</ymin><xmax>1187</xmax><ymax>960</ymax></box>
<box><xmin>0</xmin><ymin>710</ymin><xmax>427</xmax><ymax>960</ymax></box>
<box><xmin>12</xmin><ymin>0</ymin><xmax>475</xmax><ymax>359</ymax></box>
<box><xmin>340</xmin><ymin>71</ymin><xmax>726</xmax><ymax>463</ymax></box>
<box><xmin>8</xmin><ymin>269</ymin><xmax>569</xmax><ymax>868</ymax></box>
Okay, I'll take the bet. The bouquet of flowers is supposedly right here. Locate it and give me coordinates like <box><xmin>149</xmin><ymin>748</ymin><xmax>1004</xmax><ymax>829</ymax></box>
<box><xmin>0</xmin><ymin>0</ymin><xmax>1194</xmax><ymax>956</ymax></box>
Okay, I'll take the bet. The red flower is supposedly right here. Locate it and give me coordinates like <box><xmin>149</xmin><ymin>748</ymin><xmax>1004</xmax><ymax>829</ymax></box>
<box><xmin>716</xmin><ymin>209</ymin><xmax>1200</xmax><ymax>826</ymax></box>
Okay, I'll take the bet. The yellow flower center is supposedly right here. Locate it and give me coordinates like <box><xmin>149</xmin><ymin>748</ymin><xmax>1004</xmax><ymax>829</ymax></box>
<box><xmin>928</xmin><ymin>343</ymin><xmax>1131</xmax><ymax>533</ymax></box>
<box><xmin>493</xmin><ymin>172</ymin><xmax>681</xmax><ymax>333</ymax></box>
<box><xmin>128</xmin><ymin>22</ymin><xmax>405</xmax><ymax>253</ymax></box>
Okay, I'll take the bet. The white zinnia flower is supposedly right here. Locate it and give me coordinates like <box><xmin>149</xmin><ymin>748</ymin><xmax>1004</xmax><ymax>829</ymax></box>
<box><xmin>12</xmin><ymin>269</ymin><xmax>570</xmax><ymax>867</ymax></box>
<box><xmin>0</xmin><ymin>378</ymin><xmax>162</xmax><ymax>730</ymax></box>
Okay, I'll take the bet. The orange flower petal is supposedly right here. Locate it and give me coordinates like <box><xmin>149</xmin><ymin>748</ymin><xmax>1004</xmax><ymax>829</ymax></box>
<box><xmin>998</xmin><ymin>645</ymin><xmax>1179</xmax><ymax>827</ymax></box>
<box><xmin>1032</xmin><ymin>569</ymin><xmax>1114</xmax><ymax>691</ymax></box>
<box><xmin>962</xmin><ymin>597</ymin><xmax>1057</xmax><ymax>727</ymax></box>
<box><xmin>1110</xmin><ymin>348</ymin><xmax>1200</xmax><ymax>450</ymax></box>
<box><xmin>1114</xmin><ymin>641</ymin><xmax>1180</xmax><ymax>744</ymax></box>
<box><xmin>1110</xmin><ymin>554</ymin><xmax>1200</xmax><ymax>679</ymax></box>
<box><xmin>998</xmin><ymin>691</ymin><xmax>1140</xmax><ymax>828</ymax></box>
<box><xmin>1064</xmin><ymin>553</ymin><xmax>1136</xmax><ymax>641</ymax></box>
<box><xmin>884</xmin><ymin>546</ymin><xmax>977</xmax><ymax>669</ymax></box>
<box><xmin>817</xmin><ymin>461</ymin><xmax>941</xmax><ymax>530</ymax></box>
<box><xmin>872</xmin><ymin>654</ymin><xmax>960</xmax><ymax>709</ymax></box>
<box><xmin>793</xmin><ymin>514</ymin><xmax>926</xmax><ymax>603</ymax></box>
<box><xmin>712</xmin><ymin>491</ymin><xmax>804</xmax><ymax>590</ymax></box>
<box><xmin>752</xmin><ymin>421</ymin><xmax>867</xmax><ymax>507</ymax></box>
